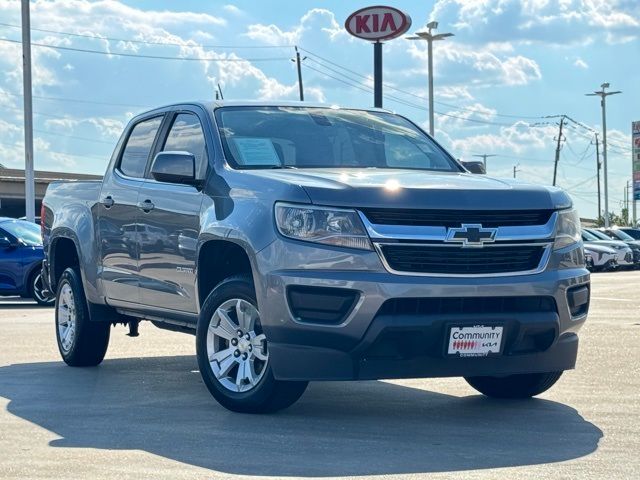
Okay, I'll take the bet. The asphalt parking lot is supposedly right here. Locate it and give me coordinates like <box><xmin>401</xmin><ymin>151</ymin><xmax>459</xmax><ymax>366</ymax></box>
<box><xmin>0</xmin><ymin>271</ymin><xmax>638</xmax><ymax>480</ymax></box>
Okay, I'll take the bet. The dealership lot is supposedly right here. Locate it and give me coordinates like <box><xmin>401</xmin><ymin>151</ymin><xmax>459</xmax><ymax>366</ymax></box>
<box><xmin>0</xmin><ymin>271</ymin><xmax>638</xmax><ymax>480</ymax></box>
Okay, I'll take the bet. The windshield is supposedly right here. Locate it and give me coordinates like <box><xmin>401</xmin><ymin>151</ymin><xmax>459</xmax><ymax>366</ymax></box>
<box><xmin>609</xmin><ymin>229</ymin><xmax>634</xmax><ymax>241</ymax></box>
<box><xmin>0</xmin><ymin>220</ymin><xmax>42</xmax><ymax>246</ymax></box>
<box><xmin>214</xmin><ymin>106</ymin><xmax>461</xmax><ymax>172</ymax></box>
<box><xmin>621</xmin><ymin>228</ymin><xmax>640</xmax><ymax>239</ymax></box>
<box><xmin>587</xmin><ymin>229</ymin><xmax>613</xmax><ymax>241</ymax></box>
<box><xmin>581</xmin><ymin>230</ymin><xmax>599</xmax><ymax>241</ymax></box>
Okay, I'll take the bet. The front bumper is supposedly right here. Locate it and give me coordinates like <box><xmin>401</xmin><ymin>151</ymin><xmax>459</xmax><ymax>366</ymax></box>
<box><xmin>256</xmin><ymin>242</ymin><xmax>590</xmax><ymax>381</ymax></box>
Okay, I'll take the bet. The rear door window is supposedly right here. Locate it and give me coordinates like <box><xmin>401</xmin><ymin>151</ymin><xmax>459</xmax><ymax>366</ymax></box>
<box><xmin>118</xmin><ymin>116</ymin><xmax>163</xmax><ymax>178</ymax></box>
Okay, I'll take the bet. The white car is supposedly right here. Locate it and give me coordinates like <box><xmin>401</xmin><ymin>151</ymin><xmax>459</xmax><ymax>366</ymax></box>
<box><xmin>583</xmin><ymin>243</ymin><xmax>618</xmax><ymax>271</ymax></box>
<box><xmin>581</xmin><ymin>230</ymin><xmax>633</xmax><ymax>268</ymax></box>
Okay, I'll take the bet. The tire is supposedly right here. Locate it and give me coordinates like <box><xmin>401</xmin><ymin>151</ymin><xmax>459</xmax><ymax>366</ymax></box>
<box><xmin>55</xmin><ymin>267</ymin><xmax>110</xmax><ymax>367</ymax></box>
<box><xmin>465</xmin><ymin>371</ymin><xmax>563</xmax><ymax>399</ymax></box>
<box><xmin>29</xmin><ymin>269</ymin><xmax>54</xmax><ymax>306</ymax></box>
<box><xmin>196</xmin><ymin>275</ymin><xmax>307</xmax><ymax>413</ymax></box>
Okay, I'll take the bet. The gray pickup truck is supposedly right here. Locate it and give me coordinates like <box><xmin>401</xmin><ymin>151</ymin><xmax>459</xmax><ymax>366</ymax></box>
<box><xmin>42</xmin><ymin>101</ymin><xmax>590</xmax><ymax>413</ymax></box>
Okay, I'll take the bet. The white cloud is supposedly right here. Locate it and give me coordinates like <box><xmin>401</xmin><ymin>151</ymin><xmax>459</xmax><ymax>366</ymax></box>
<box><xmin>406</xmin><ymin>41</ymin><xmax>542</xmax><ymax>87</ymax></box>
<box><xmin>245</xmin><ymin>8</ymin><xmax>345</xmax><ymax>46</ymax></box>
<box><xmin>223</xmin><ymin>5</ymin><xmax>243</xmax><ymax>16</ymax></box>
<box><xmin>430</xmin><ymin>0</ymin><xmax>640</xmax><ymax>45</ymax></box>
<box><xmin>573</xmin><ymin>57</ymin><xmax>589</xmax><ymax>69</ymax></box>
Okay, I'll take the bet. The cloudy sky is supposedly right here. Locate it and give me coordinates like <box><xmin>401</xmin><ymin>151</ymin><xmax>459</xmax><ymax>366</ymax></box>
<box><xmin>0</xmin><ymin>0</ymin><xmax>638</xmax><ymax>218</ymax></box>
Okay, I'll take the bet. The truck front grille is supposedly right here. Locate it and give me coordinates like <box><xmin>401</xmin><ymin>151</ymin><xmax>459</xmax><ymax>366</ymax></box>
<box><xmin>361</xmin><ymin>208</ymin><xmax>553</xmax><ymax>228</ymax></box>
<box><xmin>378</xmin><ymin>244</ymin><xmax>547</xmax><ymax>275</ymax></box>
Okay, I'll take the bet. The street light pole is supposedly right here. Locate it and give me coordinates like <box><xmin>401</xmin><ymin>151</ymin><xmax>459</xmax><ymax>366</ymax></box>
<box><xmin>407</xmin><ymin>21</ymin><xmax>453</xmax><ymax>137</ymax></box>
<box><xmin>586</xmin><ymin>83</ymin><xmax>621</xmax><ymax>228</ymax></box>
<box><xmin>21</xmin><ymin>0</ymin><xmax>35</xmax><ymax>223</ymax></box>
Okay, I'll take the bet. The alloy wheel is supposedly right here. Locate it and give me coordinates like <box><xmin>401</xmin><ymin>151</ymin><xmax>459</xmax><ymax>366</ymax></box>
<box><xmin>206</xmin><ymin>298</ymin><xmax>268</xmax><ymax>393</ymax></box>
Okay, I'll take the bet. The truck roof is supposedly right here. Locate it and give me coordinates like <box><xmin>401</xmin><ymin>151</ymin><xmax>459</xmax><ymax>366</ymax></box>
<box><xmin>142</xmin><ymin>100</ymin><xmax>391</xmax><ymax>115</ymax></box>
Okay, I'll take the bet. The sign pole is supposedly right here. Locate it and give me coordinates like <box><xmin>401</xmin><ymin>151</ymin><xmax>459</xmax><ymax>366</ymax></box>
<box><xmin>373</xmin><ymin>41</ymin><xmax>382</xmax><ymax>108</ymax></box>
<box><xmin>632</xmin><ymin>120</ymin><xmax>640</xmax><ymax>225</ymax></box>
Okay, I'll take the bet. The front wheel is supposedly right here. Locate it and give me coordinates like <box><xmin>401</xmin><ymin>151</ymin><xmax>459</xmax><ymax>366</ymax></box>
<box><xmin>196</xmin><ymin>275</ymin><xmax>307</xmax><ymax>413</ymax></box>
<box><xmin>465</xmin><ymin>372</ymin><xmax>563</xmax><ymax>398</ymax></box>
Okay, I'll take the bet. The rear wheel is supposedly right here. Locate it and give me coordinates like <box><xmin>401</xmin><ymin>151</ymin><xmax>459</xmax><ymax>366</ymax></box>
<box><xmin>29</xmin><ymin>269</ymin><xmax>54</xmax><ymax>306</ymax></box>
<box><xmin>196</xmin><ymin>275</ymin><xmax>307</xmax><ymax>413</ymax></box>
<box><xmin>465</xmin><ymin>372</ymin><xmax>563</xmax><ymax>398</ymax></box>
<box><xmin>55</xmin><ymin>267</ymin><xmax>110</xmax><ymax>366</ymax></box>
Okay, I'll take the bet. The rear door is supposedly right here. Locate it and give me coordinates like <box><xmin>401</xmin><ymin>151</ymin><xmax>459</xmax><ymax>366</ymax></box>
<box><xmin>97</xmin><ymin>115</ymin><xmax>164</xmax><ymax>304</ymax></box>
<box><xmin>137</xmin><ymin>109</ymin><xmax>208</xmax><ymax>314</ymax></box>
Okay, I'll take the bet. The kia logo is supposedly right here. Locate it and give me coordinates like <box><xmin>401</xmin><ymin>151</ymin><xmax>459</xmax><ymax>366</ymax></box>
<box><xmin>345</xmin><ymin>6</ymin><xmax>412</xmax><ymax>41</ymax></box>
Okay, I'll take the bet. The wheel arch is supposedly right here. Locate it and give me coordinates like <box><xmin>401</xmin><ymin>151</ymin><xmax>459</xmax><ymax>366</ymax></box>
<box><xmin>49</xmin><ymin>233</ymin><xmax>81</xmax><ymax>293</ymax></box>
<box><xmin>196</xmin><ymin>238</ymin><xmax>255</xmax><ymax>309</ymax></box>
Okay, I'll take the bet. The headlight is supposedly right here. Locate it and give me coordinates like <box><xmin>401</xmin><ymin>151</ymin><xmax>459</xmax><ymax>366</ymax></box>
<box><xmin>275</xmin><ymin>203</ymin><xmax>373</xmax><ymax>250</ymax></box>
<box><xmin>554</xmin><ymin>209</ymin><xmax>581</xmax><ymax>250</ymax></box>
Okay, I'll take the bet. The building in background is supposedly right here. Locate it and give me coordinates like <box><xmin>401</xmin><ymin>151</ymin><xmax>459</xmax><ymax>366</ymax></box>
<box><xmin>0</xmin><ymin>168</ymin><xmax>101</xmax><ymax>218</ymax></box>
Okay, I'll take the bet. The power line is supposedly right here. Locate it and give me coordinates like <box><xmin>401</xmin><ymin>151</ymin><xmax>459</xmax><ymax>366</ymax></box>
<box><xmin>0</xmin><ymin>22</ymin><xmax>293</xmax><ymax>49</ymax></box>
<box><xmin>33</xmin><ymin>128</ymin><xmax>115</xmax><ymax>145</ymax></box>
<box><xmin>0</xmin><ymin>139</ymin><xmax>108</xmax><ymax>161</ymax></box>
<box><xmin>300</xmin><ymin>47</ymin><xmax>545</xmax><ymax>121</ymax></box>
<box><xmin>0</xmin><ymin>38</ymin><xmax>290</xmax><ymax>62</ymax></box>
<box><xmin>0</xmin><ymin>90</ymin><xmax>150</xmax><ymax>108</ymax></box>
<box><xmin>303</xmin><ymin>61</ymin><xmax>517</xmax><ymax>127</ymax></box>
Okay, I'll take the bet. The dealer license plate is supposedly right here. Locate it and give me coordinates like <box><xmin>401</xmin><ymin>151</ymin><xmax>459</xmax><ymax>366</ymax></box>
<box><xmin>447</xmin><ymin>325</ymin><xmax>503</xmax><ymax>357</ymax></box>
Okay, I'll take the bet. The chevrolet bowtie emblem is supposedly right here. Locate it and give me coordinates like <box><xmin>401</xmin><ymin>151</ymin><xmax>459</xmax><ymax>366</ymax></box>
<box><xmin>445</xmin><ymin>224</ymin><xmax>497</xmax><ymax>247</ymax></box>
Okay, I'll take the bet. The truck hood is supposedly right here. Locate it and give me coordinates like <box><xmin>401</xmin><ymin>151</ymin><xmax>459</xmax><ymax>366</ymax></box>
<box><xmin>245</xmin><ymin>168</ymin><xmax>571</xmax><ymax>210</ymax></box>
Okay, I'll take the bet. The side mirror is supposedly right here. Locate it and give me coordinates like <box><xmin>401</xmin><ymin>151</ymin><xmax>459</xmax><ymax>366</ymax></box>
<box><xmin>150</xmin><ymin>151</ymin><xmax>197</xmax><ymax>185</ymax></box>
<box><xmin>461</xmin><ymin>160</ymin><xmax>486</xmax><ymax>174</ymax></box>
<box><xmin>0</xmin><ymin>238</ymin><xmax>13</xmax><ymax>249</ymax></box>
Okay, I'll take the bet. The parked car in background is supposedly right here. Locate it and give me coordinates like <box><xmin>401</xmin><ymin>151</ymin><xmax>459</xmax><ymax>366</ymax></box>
<box><xmin>615</xmin><ymin>227</ymin><xmax>640</xmax><ymax>240</ymax></box>
<box><xmin>0</xmin><ymin>217</ymin><xmax>53</xmax><ymax>305</ymax></box>
<box><xmin>582</xmin><ymin>244</ymin><xmax>617</xmax><ymax>271</ymax></box>
<box><xmin>19</xmin><ymin>216</ymin><xmax>42</xmax><ymax>225</ymax></box>
<box><xmin>582</xmin><ymin>228</ymin><xmax>634</xmax><ymax>269</ymax></box>
<box><xmin>585</xmin><ymin>228</ymin><xmax>640</xmax><ymax>267</ymax></box>
<box><xmin>599</xmin><ymin>228</ymin><xmax>640</xmax><ymax>267</ymax></box>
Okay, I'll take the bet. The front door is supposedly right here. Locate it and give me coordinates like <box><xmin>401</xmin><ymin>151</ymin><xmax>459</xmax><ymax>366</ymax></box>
<box><xmin>137</xmin><ymin>111</ymin><xmax>207</xmax><ymax>314</ymax></box>
<box><xmin>0</xmin><ymin>228</ymin><xmax>23</xmax><ymax>294</ymax></box>
<box><xmin>98</xmin><ymin>115</ymin><xmax>164</xmax><ymax>304</ymax></box>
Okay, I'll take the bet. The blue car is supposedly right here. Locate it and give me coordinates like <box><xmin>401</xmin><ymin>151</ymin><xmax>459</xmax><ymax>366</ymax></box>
<box><xmin>0</xmin><ymin>217</ymin><xmax>53</xmax><ymax>305</ymax></box>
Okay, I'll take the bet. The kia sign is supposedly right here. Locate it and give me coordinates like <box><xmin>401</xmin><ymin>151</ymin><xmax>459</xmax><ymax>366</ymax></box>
<box><xmin>345</xmin><ymin>6</ymin><xmax>412</xmax><ymax>108</ymax></box>
<box><xmin>345</xmin><ymin>6</ymin><xmax>412</xmax><ymax>42</ymax></box>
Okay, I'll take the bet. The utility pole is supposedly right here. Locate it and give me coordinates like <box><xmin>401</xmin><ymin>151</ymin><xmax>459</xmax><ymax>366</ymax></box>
<box><xmin>552</xmin><ymin>116</ymin><xmax>565</xmax><ymax>186</ymax></box>
<box><xmin>586</xmin><ymin>83</ymin><xmax>622</xmax><ymax>228</ymax></box>
<box><xmin>21</xmin><ymin>0</ymin><xmax>35</xmax><ymax>223</ymax></box>
<box><xmin>594</xmin><ymin>133</ymin><xmax>601</xmax><ymax>219</ymax></box>
<box><xmin>513</xmin><ymin>164</ymin><xmax>520</xmax><ymax>178</ymax></box>
<box><xmin>472</xmin><ymin>154</ymin><xmax>496</xmax><ymax>171</ymax></box>
<box><xmin>626</xmin><ymin>181</ymin><xmax>631</xmax><ymax>223</ymax></box>
<box><xmin>407</xmin><ymin>21</ymin><xmax>454</xmax><ymax>136</ymax></box>
<box><xmin>292</xmin><ymin>46</ymin><xmax>305</xmax><ymax>101</ymax></box>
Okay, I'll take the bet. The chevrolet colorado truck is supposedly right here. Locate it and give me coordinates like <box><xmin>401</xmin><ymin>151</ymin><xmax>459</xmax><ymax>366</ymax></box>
<box><xmin>42</xmin><ymin>101</ymin><xmax>590</xmax><ymax>413</ymax></box>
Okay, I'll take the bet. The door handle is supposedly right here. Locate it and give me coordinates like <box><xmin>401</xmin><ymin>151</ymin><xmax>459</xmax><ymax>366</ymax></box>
<box><xmin>138</xmin><ymin>200</ymin><xmax>155</xmax><ymax>212</ymax></box>
<box><xmin>101</xmin><ymin>196</ymin><xmax>114</xmax><ymax>208</ymax></box>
